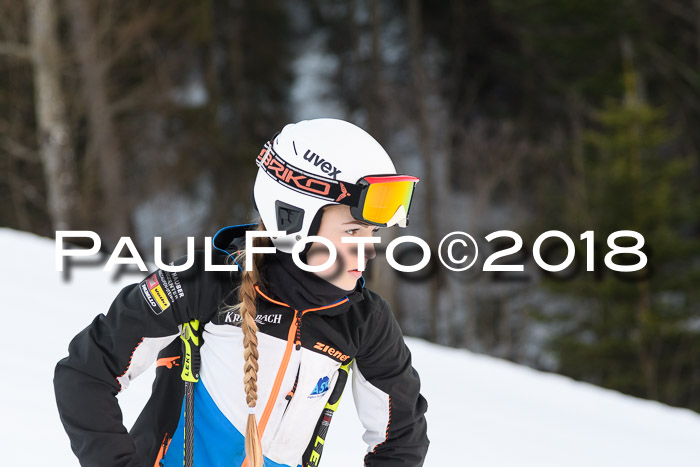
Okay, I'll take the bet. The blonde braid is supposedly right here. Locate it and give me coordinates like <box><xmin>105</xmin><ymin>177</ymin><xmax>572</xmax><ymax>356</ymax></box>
<box><xmin>230</xmin><ymin>220</ymin><xmax>270</xmax><ymax>467</ymax></box>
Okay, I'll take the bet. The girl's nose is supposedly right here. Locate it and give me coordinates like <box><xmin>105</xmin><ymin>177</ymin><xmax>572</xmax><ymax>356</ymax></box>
<box><xmin>364</xmin><ymin>242</ymin><xmax>377</xmax><ymax>262</ymax></box>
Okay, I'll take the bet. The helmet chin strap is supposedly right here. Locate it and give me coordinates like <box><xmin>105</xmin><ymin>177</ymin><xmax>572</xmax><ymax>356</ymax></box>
<box><xmin>298</xmin><ymin>206</ymin><xmax>326</xmax><ymax>263</ymax></box>
<box><xmin>385</xmin><ymin>205</ymin><xmax>408</xmax><ymax>228</ymax></box>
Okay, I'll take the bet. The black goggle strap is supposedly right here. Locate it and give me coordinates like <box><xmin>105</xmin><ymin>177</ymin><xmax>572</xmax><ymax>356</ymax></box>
<box><xmin>256</xmin><ymin>142</ymin><xmax>363</xmax><ymax>206</ymax></box>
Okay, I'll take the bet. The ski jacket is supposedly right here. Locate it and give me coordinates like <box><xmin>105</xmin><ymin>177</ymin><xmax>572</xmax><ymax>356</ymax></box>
<box><xmin>54</xmin><ymin>224</ymin><xmax>429</xmax><ymax>467</ymax></box>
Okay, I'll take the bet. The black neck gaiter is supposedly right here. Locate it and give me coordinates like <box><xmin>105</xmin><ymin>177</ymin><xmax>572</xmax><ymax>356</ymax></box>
<box><xmin>260</xmin><ymin>250</ymin><xmax>356</xmax><ymax>311</ymax></box>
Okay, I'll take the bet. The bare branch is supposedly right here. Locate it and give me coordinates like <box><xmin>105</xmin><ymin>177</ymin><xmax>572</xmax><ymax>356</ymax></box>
<box><xmin>2</xmin><ymin>136</ymin><xmax>39</xmax><ymax>162</ymax></box>
<box><xmin>0</xmin><ymin>1</ymin><xmax>21</xmax><ymax>44</ymax></box>
<box><xmin>108</xmin><ymin>84</ymin><xmax>153</xmax><ymax>114</ymax></box>
<box><xmin>644</xmin><ymin>39</ymin><xmax>700</xmax><ymax>99</ymax></box>
<box><xmin>650</xmin><ymin>0</ymin><xmax>696</xmax><ymax>26</ymax></box>
<box><xmin>0</xmin><ymin>41</ymin><xmax>31</xmax><ymax>60</ymax></box>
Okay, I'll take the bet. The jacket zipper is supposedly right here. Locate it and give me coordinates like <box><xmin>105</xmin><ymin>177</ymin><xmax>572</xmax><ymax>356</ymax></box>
<box><xmin>286</xmin><ymin>311</ymin><xmax>303</xmax><ymax>413</ymax></box>
<box><xmin>284</xmin><ymin>364</ymin><xmax>301</xmax><ymax>415</ymax></box>
<box><xmin>154</xmin><ymin>432</ymin><xmax>170</xmax><ymax>467</ymax></box>
<box><xmin>295</xmin><ymin>311</ymin><xmax>303</xmax><ymax>350</ymax></box>
<box><xmin>257</xmin><ymin>309</ymin><xmax>300</xmax><ymax>435</ymax></box>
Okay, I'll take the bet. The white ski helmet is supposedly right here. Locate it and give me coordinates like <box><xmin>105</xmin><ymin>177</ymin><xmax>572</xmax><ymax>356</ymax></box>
<box><xmin>252</xmin><ymin>118</ymin><xmax>419</xmax><ymax>254</ymax></box>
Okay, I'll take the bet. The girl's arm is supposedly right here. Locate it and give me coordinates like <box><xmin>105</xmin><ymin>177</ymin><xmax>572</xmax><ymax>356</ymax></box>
<box><xmin>53</xmin><ymin>254</ymin><xmax>213</xmax><ymax>466</ymax></box>
<box><xmin>352</xmin><ymin>295</ymin><xmax>429</xmax><ymax>467</ymax></box>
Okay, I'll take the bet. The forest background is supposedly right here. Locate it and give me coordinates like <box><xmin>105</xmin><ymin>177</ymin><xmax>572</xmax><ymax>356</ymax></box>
<box><xmin>1</xmin><ymin>0</ymin><xmax>699</xmax><ymax>412</ymax></box>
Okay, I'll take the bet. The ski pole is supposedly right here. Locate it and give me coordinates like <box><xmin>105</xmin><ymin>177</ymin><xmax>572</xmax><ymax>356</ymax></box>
<box><xmin>180</xmin><ymin>320</ymin><xmax>201</xmax><ymax>467</ymax></box>
<box><xmin>302</xmin><ymin>359</ymin><xmax>353</xmax><ymax>467</ymax></box>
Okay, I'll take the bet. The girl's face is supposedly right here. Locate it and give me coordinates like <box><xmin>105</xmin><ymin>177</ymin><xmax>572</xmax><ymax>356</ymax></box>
<box><xmin>306</xmin><ymin>205</ymin><xmax>380</xmax><ymax>291</ymax></box>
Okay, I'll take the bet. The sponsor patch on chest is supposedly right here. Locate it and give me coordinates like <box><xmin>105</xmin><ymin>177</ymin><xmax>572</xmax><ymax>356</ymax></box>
<box><xmin>309</xmin><ymin>376</ymin><xmax>330</xmax><ymax>398</ymax></box>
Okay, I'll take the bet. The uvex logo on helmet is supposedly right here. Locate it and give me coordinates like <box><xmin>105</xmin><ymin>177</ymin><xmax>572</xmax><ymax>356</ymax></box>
<box><xmin>301</xmin><ymin>150</ymin><xmax>342</xmax><ymax>179</ymax></box>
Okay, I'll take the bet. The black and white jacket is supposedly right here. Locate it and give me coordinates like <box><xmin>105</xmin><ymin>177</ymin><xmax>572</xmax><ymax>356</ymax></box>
<box><xmin>54</xmin><ymin>224</ymin><xmax>429</xmax><ymax>467</ymax></box>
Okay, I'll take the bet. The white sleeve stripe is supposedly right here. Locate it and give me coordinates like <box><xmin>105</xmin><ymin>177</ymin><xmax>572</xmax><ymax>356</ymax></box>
<box><xmin>351</xmin><ymin>363</ymin><xmax>391</xmax><ymax>452</ymax></box>
<box><xmin>116</xmin><ymin>333</ymin><xmax>180</xmax><ymax>392</ymax></box>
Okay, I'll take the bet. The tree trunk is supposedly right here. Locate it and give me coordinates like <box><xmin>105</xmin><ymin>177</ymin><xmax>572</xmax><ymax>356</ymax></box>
<box><xmin>408</xmin><ymin>0</ymin><xmax>442</xmax><ymax>343</ymax></box>
<box><xmin>360</xmin><ymin>0</ymin><xmax>401</xmax><ymax>322</ymax></box>
<box><xmin>696</xmin><ymin>0</ymin><xmax>700</xmax><ymax>68</ymax></box>
<box><xmin>620</xmin><ymin>32</ymin><xmax>661</xmax><ymax>400</ymax></box>
<box><xmin>28</xmin><ymin>0</ymin><xmax>79</xmax><ymax>232</ymax></box>
<box><xmin>367</xmin><ymin>0</ymin><xmax>386</xmax><ymax>144</ymax></box>
<box><xmin>66</xmin><ymin>0</ymin><xmax>131</xmax><ymax>247</ymax></box>
<box><xmin>6</xmin><ymin>156</ymin><xmax>32</xmax><ymax>231</ymax></box>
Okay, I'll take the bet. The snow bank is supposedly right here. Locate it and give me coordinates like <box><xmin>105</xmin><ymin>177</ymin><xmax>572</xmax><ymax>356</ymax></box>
<box><xmin>1</xmin><ymin>228</ymin><xmax>698</xmax><ymax>466</ymax></box>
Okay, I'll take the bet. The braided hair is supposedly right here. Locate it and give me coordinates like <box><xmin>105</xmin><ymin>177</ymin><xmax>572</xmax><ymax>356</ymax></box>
<box><xmin>223</xmin><ymin>220</ymin><xmax>271</xmax><ymax>467</ymax></box>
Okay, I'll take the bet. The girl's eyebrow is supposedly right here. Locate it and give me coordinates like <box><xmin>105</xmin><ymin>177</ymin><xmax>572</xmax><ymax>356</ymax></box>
<box><xmin>342</xmin><ymin>220</ymin><xmax>374</xmax><ymax>227</ymax></box>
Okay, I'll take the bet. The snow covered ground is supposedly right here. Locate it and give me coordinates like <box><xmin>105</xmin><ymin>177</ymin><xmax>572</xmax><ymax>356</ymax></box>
<box><xmin>2</xmin><ymin>227</ymin><xmax>699</xmax><ymax>466</ymax></box>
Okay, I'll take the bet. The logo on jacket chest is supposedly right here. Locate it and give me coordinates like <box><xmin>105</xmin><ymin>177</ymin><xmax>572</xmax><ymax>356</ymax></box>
<box><xmin>309</xmin><ymin>376</ymin><xmax>330</xmax><ymax>398</ymax></box>
<box><xmin>224</xmin><ymin>312</ymin><xmax>283</xmax><ymax>326</ymax></box>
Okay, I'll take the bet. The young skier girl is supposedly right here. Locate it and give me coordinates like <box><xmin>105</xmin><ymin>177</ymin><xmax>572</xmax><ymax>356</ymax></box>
<box><xmin>54</xmin><ymin>118</ymin><xmax>429</xmax><ymax>466</ymax></box>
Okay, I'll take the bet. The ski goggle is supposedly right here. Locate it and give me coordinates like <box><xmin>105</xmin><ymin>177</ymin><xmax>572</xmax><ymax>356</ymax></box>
<box><xmin>256</xmin><ymin>142</ymin><xmax>419</xmax><ymax>227</ymax></box>
<box><xmin>348</xmin><ymin>175</ymin><xmax>419</xmax><ymax>227</ymax></box>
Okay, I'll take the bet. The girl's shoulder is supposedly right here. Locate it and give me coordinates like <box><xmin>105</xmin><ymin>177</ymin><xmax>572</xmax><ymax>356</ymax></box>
<box><xmin>144</xmin><ymin>248</ymin><xmax>242</xmax><ymax>322</ymax></box>
<box><xmin>349</xmin><ymin>286</ymin><xmax>394</xmax><ymax>324</ymax></box>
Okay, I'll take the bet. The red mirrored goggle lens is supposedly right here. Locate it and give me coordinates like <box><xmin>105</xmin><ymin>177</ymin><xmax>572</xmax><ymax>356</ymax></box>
<box><xmin>362</xmin><ymin>178</ymin><xmax>417</xmax><ymax>225</ymax></box>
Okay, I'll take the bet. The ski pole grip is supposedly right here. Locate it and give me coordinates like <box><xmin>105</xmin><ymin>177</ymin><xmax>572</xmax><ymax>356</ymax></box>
<box><xmin>180</xmin><ymin>320</ymin><xmax>201</xmax><ymax>383</ymax></box>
